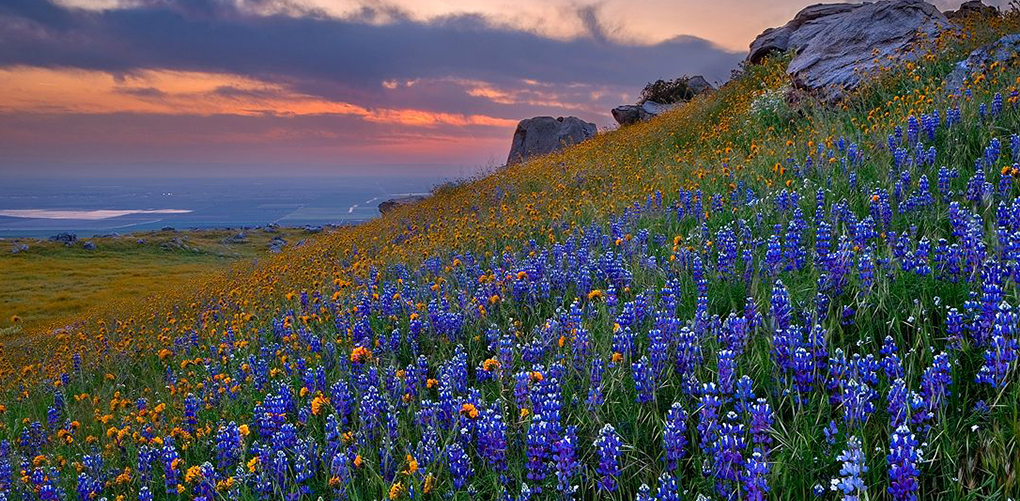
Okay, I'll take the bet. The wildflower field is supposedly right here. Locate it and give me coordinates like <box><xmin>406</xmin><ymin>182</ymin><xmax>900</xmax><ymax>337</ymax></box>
<box><xmin>3</xmin><ymin>14</ymin><xmax>1020</xmax><ymax>501</ymax></box>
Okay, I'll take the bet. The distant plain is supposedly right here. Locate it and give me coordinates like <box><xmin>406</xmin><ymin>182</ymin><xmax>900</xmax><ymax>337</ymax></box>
<box><xmin>0</xmin><ymin>175</ymin><xmax>450</xmax><ymax>335</ymax></box>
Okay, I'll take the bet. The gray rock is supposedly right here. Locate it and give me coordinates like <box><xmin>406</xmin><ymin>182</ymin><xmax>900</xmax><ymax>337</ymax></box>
<box><xmin>611</xmin><ymin>105</ymin><xmax>648</xmax><ymax>126</ymax></box>
<box><xmin>945</xmin><ymin>1</ymin><xmax>998</xmax><ymax>20</ymax></box>
<box><xmin>748</xmin><ymin>0</ymin><xmax>948</xmax><ymax>101</ymax></box>
<box><xmin>136</xmin><ymin>239</ymin><xmax>146</xmax><ymax>244</ymax></box>
<box><xmin>268</xmin><ymin>236</ymin><xmax>287</xmax><ymax>253</ymax></box>
<box><xmin>747</xmin><ymin>3</ymin><xmax>858</xmax><ymax>64</ymax></box>
<box><xmin>10</xmin><ymin>243</ymin><xmax>28</xmax><ymax>254</ymax></box>
<box><xmin>686</xmin><ymin>75</ymin><xmax>714</xmax><ymax>94</ymax></box>
<box><xmin>302</xmin><ymin>225</ymin><xmax>323</xmax><ymax>234</ymax></box>
<box><xmin>161</xmin><ymin>237</ymin><xmax>192</xmax><ymax>252</ymax></box>
<box><xmin>223</xmin><ymin>231</ymin><xmax>248</xmax><ymax>244</ymax></box>
<box><xmin>379</xmin><ymin>195</ymin><xmax>427</xmax><ymax>214</ymax></box>
<box><xmin>945</xmin><ymin>33</ymin><xmax>1020</xmax><ymax>91</ymax></box>
<box><xmin>82</xmin><ymin>241</ymin><xmax>96</xmax><ymax>250</ymax></box>
<box><xmin>612</xmin><ymin>101</ymin><xmax>677</xmax><ymax>126</ymax></box>
<box><xmin>506</xmin><ymin>116</ymin><xmax>597</xmax><ymax>165</ymax></box>
<box><xmin>49</xmin><ymin>232</ymin><xmax>77</xmax><ymax>243</ymax></box>
<box><xmin>160</xmin><ymin>226</ymin><xmax>175</xmax><ymax>232</ymax></box>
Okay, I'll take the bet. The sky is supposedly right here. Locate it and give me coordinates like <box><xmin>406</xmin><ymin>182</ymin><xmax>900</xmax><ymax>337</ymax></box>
<box><xmin>0</xmin><ymin>0</ymin><xmax>1005</xmax><ymax>177</ymax></box>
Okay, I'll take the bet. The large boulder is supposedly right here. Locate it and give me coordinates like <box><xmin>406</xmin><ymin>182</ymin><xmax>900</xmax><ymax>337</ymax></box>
<box><xmin>748</xmin><ymin>0</ymin><xmax>948</xmax><ymax>101</ymax></box>
<box><xmin>945</xmin><ymin>33</ymin><xmax>1020</xmax><ymax>91</ymax></box>
<box><xmin>378</xmin><ymin>195</ymin><xmax>427</xmax><ymax>214</ymax></box>
<box><xmin>506</xmin><ymin>116</ymin><xmax>596</xmax><ymax>165</ymax></box>
<box><xmin>747</xmin><ymin>3</ymin><xmax>858</xmax><ymax>64</ymax></box>
<box><xmin>612</xmin><ymin>101</ymin><xmax>676</xmax><ymax>126</ymax></box>
<box><xmin>945</xmin><ymin>1</ymin><xmax>998</xmax><ymax>21</ymax></box>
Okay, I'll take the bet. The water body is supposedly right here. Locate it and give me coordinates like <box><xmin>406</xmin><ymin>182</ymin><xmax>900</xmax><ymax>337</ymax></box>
<box><xmin>0</xmin><ymin>176</ymin><xmax>449</xmax><ymax>238</ymax></box>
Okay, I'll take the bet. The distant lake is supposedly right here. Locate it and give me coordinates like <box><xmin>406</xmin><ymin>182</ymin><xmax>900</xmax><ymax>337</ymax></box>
<box><xmin>0</xmin><ymin>176</ymin><xmax>451</xmax><ymax>238</ymax></box>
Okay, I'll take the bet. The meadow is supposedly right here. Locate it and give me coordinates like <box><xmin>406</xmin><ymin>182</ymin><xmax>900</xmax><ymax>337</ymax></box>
<box><xmin>0</xmin><ymin>227</ymin><xmax>318</xmax><ymax>338</ymax></box>
<box><xmin>0</xmin><ymin>12</ymin><xmax>1018</xmax><ymax>501</ymax></box>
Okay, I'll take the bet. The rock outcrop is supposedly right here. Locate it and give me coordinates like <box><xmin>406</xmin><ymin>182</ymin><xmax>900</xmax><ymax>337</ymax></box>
<box><xmin>945</xmin><ymin>0</ymin><xmax>998</xmax><ymax>20</ymax></box>
<box><xmin>612</xmin><ymin>76</ymin><xmax>714</xmax><ymax>126</ymax></box>
<box><xmin>268</xmin><ymin>236</ymin><xmax>287</xmax><ymax>253</ymax></box>
<box><xmin>684</xmin><ymin>75</ymin><xmax>715</xmax><ymax>95</ymax></box>
<box><xmin>378</xmin><ymin>195</ymin><xmax>427</xmax><ymax>214</ymax></box>
<box><xmin>506</xmin><ymin>116</ymin><xmax>597</xmax><ymax>165</ymax></box>
<box><xmin>222</xmin><ymin>231</ymin><xmax>248</xmax><ymax>244</ymax></box>
<box><xmin>945</xmin><ymin>33</ymin><xmax>1020</xmax><ymax>91</ymax></box>
<box><xmin>612</xmin><ymin>101</ymin><xmax>675</xmax><ymax>126</ymax></box>
<box><xmin>748</xmin><ymin>0</ymin><xmax>948</xmax><ymax>101</ymax></box>
<box><xmin>747</xmin><ymin>3</ymin><xmax>858</xmax><ymax>64</ymax></box>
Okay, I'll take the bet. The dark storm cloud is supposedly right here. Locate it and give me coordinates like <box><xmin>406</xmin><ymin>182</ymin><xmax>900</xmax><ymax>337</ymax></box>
<box><xmin>0</xmin><ymin>0</ymin><xmax>742</xmax><ymax>95</ymax></box>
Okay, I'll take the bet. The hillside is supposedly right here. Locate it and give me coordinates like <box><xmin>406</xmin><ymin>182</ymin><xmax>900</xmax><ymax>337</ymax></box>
<box><xmin>0</xmin><ymin>9</ymin><xmax>1019</xmax><ymax>501</ymax></box>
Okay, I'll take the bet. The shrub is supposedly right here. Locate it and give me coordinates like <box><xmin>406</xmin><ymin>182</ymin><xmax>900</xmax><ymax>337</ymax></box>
<box><xmin>638</xmin><ymin>77</ymin><xmax>695</xmax><ymax>105</ymax></box>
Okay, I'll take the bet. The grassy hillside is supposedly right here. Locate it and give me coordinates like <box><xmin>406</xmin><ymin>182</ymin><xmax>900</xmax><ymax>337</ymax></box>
<box><xmin>0</xmin><ymin>12</ymin><xmax>1019</xmax><ymax>501</ymax></box>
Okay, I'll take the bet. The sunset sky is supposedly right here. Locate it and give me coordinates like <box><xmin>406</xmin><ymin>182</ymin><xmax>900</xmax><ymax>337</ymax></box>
<box><xmin>0</xmin><ymin>0</ymin><xmax>1004</xmax><ymax>177</ymax></box>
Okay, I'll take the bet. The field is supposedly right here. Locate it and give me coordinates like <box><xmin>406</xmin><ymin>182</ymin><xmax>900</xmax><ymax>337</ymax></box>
<box><xmin>0</xmin><ymin>227</ymin><xmax>322</xmax><ymax>338</ymax></box>
<box><xmin>0</xmin><ymin>13</ymin><xmax>1019</xmax><ymax>501</ymax></box>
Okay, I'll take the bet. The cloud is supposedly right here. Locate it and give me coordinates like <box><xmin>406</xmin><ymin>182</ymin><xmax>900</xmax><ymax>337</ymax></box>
<box><xmin>0</xmin><ymin>0</ymin><xmax>741</xmax><ymax>95</ymax></box>
<box><xmin>575</xmin><ymin>4</ymin><xmax>610</xmax><ymax>43</ymax></box>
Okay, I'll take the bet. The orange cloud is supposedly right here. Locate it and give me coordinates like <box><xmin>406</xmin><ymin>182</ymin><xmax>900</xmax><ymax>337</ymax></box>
<box><xmin>0</xmin><ymin>66</ymin><xmax>516</xmax><ymax>128</ymax></box>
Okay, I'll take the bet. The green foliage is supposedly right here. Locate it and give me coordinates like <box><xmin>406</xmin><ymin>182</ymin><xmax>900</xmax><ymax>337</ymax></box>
<box><xmin>638</xmin><ymin>77</ymin><xmax>695</xmax><ymax>105</ymax></box>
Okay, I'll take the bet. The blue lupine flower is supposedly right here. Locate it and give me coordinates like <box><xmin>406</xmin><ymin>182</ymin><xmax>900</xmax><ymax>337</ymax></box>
<box><xmin>977</xmin><ymin>331</ymin><xmax>1018</xmax><ymax>388</ymax></box>
<box><xmin>887</xmin><ymin>424</ymin><xmax>919</xmax><ymax>501</ymax></box>
<box><xmin>477</xmin><ymin>406</ymin><xmax>508</xmax><ymax>472</ymax></box>
<box><xmin>594</xmin><ymin>423</ymin><xmax>622</xmax><ymax>493</ymax></box>
<box><xmin>888</xmin><ymin>378</ymin><xmax>909</xmax><ymax>428</ymax></box>
<box><xmin>183</xmin><ymin>393</ymin><xmax>199</xmax><ymax>432</ymax></box>
<box><xmin>977</xmin><ymin>301</ymin><xmax>1018</xmax><ymax>388</ymax></box>
<box><xmin>743</xmin><ymin>448</ymin><xmax>771</xmax><ymax>501</ymax></box>
<box><xmin>919</xmin><ymin>352</ymin><xmax>952</xmax><ymax>419</ymax></box>
<box><xmin>654</xmin><ymin>472</ymin><xmax>680</xmax><ymax>501</ymax></box>
<box><xmin>793</xmin><ymin>346</ymin><xmax>815</xmax><ymax>397</ymax></box>
<box><xmin>633</xmin><ymin>356</ymin><xmax>656</xmax><ymax>404</ymax></box>
<box><xmin>526</xmin><ymin>417</ymin><xmax>549</xmax><ymax>490</ymax></box>
<box><xmin>831</xmin><ymin>435</ymin><xmax>867</xmax><ymax>501</ymax></box>
<box><xmin>841</xmin><ymin>379</ymin><xmax>875</xmax><ymax>429</ymax></box>
<box><xmin>663</xmin><ymin>402</ymin><xmax>688</xmax><ymax>469</ymax></box>
<box><xmin>552</xmin><ymin>426</ymin><xmax>578</xmax><ymax>498</ymax></box>
<box><xmin>447</xmin><ymin>442</ymin><xmax>473</xmax><ymax>489</ymax></box>
<box><xmin>749</xmin><ymin>398</ymin><xmax>774</xmax><ymax>448</ymax></box>
<box><xmin>697</xmin><ymin>388</ymin><xmax>722</xmax><ymax>454</ymax></box>
<box><xmin>714</xmin><ymin>419</ymin><xmax>746</xmax><ymax>496</ymax></box>
<box><xmin>717</xmin><ymin>349</ymin><xmax>737</xmax><ymax>395</ymax></box>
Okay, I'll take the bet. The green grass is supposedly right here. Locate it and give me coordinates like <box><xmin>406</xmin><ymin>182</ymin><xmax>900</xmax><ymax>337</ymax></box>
<box><xmin>0</xmin><ymin>227</ymin><xmax>323</xmax><ymax>337</ymax></box>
